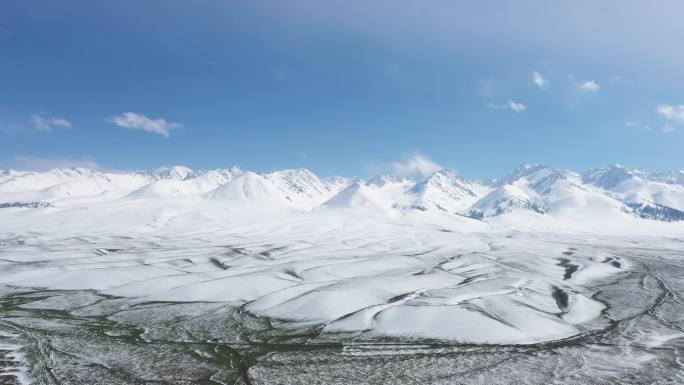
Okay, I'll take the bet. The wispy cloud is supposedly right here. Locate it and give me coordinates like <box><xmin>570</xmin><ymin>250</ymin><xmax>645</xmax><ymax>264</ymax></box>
<box><xmin>625</xmin><ymin>121</ymin><xmax>651</xmax><ymax>132</ymax></box>
<box><xmin>579</xmin><ymin>80</ymin><xmax>600</xmax><ymax>92</ymax></box>
<box><xmin>486</xmin><ymin>100</ymin><xmax>527</xmax><ymax>113</ymax></box>
<box><xmin>109</xmin><ymin>112</ymin><xmax>182</xmax><ymax>137</ymax></box>
<box><xmin>12</xmin><ymin>155</ymin><xmax>100</xmax><ymax>171</ymax></box>
<box><xmin>507</xmin><ymin>100</ymin><xmax>527</xmax><ymax>112</ymax></box>
<box><xmin>662</xmin><ymin>124</ymin><xmax>675</xmax><ymax>134</ymax></box>
<box><xmin>32</xmin><ymin>113</ymin><xmax>72</xmax><ymax>132</ymax></box>
<box><xmin>390</xmin><ymin>154</ymin><xmax>443</xmax><ymax>178</ymax></box>
<box><xmin>1</xmin><ymin>113</ymin><xmax>71</xmax><ymax>134</ymax></box>
<box><xmin>657</xmin><ymin>104</ymin><xmax>684</xmax><ymax>126</ymax></box>
<box><xmin>532</xmin><ymin>71</ymin><xmax>549</xmax><ymax>89</ymax></box>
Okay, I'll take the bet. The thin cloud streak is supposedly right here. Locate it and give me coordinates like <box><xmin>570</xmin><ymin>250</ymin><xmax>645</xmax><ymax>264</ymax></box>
<box><xmin>32</xmin><ymin>114</ymin><xmax>72</xmax><ymax>132</ymax></box>
<box><xmin>109</xmin><ymin>112</ymin><xmax>182</xmax><ymax>137</ymax></box>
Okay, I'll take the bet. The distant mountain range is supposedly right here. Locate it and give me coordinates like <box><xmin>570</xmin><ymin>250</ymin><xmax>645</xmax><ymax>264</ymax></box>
<box><xmin>2</xmin><ymin>163</ymin><xmax>684</xmax><ymax>222</ymax></box>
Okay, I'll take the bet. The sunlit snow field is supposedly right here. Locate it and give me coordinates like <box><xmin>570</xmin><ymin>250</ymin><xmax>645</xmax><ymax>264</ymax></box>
<box><xmin>1</xmin><ymin>166</ymin><xmax>684</xmax><ymax>384</ymax></box>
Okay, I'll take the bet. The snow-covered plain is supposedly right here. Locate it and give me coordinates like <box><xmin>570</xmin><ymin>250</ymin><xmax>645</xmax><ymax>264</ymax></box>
<box><xmin>1</xmin><ymin>164</ymin><xmax>684</xmax><ymax>384</ymax></box>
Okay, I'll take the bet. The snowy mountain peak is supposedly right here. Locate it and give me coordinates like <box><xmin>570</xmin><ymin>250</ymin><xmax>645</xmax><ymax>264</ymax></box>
<box><xmin>649</xmin><ymin>170</ymin><xmax>684</xmax><ymax>186</ymax></box>
<box><xmin>412</xmin><ymin>169</ymin><xmax>471</xmax><ymax>191</ymax></box>
<box><xmin>323</xmin><ymin>181</ymin><xmax>395</xmax><ymax>215</ymax></box>
<box><xmin>409</xmin><ymin>169</ymin><xmax>477</xmax><ymax>199</ymax></box>
<box><xmin>367</xmin><ymin>175</ymin><xmax>408</xmax><ymax>188</ymax></box>
<box><xmin>368</xmin><ymin>169</ymin><xmax>486</xmax><ymax>214</ymax></box>
<box><xmin>494</xmin><ymin>164</ymin><xmax>574</xmax><ymax>195</ymax></box>
<box><xmin>583</xmin><ymin>164</ymin><xmax>644</xmax><ymax>190</ymax></box>
<box><xmin>469</xmin><ymin>165</ymin><xmax>623</xmax><ymax>219</ymax></box>
<box><xmin>152</xmin><ymin>165</ymin><xmax>196</xmax><ymax>180</ymax></box>
<box><xmin>266</xmin><ymin>168</ymin><xmax>319</xmax><ymax>184</ymax></box>
<box><xmin>226</xmin><ymin>165</ymin><xmax>242</xmax><ymax>174</ymax></box>
<box><xmin>581</xmin><ymin>164</ymin><xmax>684</xmax><ymax>221</ymax></box>
<box><xmin>264</xmin><ymin>168</ymin><xmax>347</xmax><ymax>209</ymax></box>
<box><xmin>207</xmin><ymin>171</ymin><xmax>289</xmax><ymax>205</ymax></box>
<box><xmin>494</xmin><ymin>163</ymin><xmax>550</xmax><ymax>186</ymax></box>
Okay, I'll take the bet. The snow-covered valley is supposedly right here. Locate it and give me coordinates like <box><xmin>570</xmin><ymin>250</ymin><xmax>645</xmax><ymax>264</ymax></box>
<box><xmin>1</xmin><ymin>164</ymin><xmax>684</xmax><ymax>384</ymax></box>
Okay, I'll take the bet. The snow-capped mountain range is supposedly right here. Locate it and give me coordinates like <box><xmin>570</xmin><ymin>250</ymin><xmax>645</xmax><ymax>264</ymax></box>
<box><xmin>2</xmin><ymin>163</ymin><xmax>684</xmax><ymax>222</ymax></box>
<box><xmin>2</xmin><ymin>163</ymin><xmax>684</xmax><ymax>352</ymax></box>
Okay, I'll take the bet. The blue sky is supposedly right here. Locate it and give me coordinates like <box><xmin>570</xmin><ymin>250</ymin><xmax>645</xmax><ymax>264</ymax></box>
<box><xmin>1</xmin><ymin>1</ymin><xmax>683</xmax><ymax>179</ymax></box>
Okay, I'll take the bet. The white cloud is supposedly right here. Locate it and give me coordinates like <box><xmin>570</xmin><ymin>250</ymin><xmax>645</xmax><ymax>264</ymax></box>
<box><xmin>532</xmin><ymin>71</ymin><xmax>549</xmax><ymax>89</ymax></box>
<box><xmin>31</xmin><ymin>114</ymin><xmax>72</xmax><ymax>132</ymax></box>
<box><xmin>624</xmin><ymin>121</ymin><xmax>638</xmax><ymax>127</ymax></box>
<box><xmin>391</xmin><ymin>154</ymin><xmax>443</xmax><ymax>178</ymax></box>
<box><xmin>485</xmin><ymin>100</ymin><xmax>527</xmax><ymax>113</ymax></box>
<box><xmin>109</xmin><ymin>112</ymin><xmax>182</xmax><ymax>137</ymax></box>
<box><xmin>507</xmin><ymin>100</ymin><xmax>527</xmax><ymax>112</ymax></box>
<box><xmin>662</xmin><ymin>124</ymin><xmax>675</xmax><ymax>134</ymax></box>
<box><xmin>13</xmin><ymin>155</ymin><xmax>99</xmax><ymax>171</ymax></box>
<box><xmin>579</xmin><ymin>80</ymin><xmax>600</xmax><ymax>92</ymax></box>
<box><xmin>657</xmin><ymin>104</ymin><xmax>684</xmax><ymax>125</ymax></box>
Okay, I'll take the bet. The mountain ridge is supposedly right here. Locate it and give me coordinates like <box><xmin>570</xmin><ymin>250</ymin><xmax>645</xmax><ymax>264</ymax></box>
<box><xmin>2</xmin><ymin>164</ymin><xmax>684</xmax><ymax>222</ymax></box>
